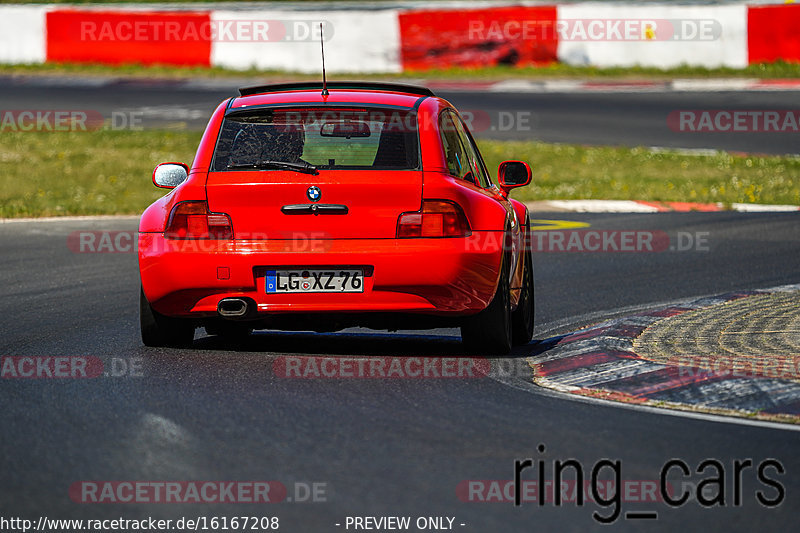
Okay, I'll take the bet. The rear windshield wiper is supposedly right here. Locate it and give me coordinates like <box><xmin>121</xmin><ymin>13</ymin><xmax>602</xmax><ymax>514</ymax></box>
<box><xmin>227</xmin><ymin>160</ymin><xmax>318</xmax><ymax>175</ymax></box>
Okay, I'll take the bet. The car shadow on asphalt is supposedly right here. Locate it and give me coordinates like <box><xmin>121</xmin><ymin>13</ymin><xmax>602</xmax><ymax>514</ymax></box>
<box><xmin>186</xmin><ymin>328</ymin><xmax>549</xmax><ymax>358</ymax></box>
<box><xmin>192</xmin><ymin>329</ymin><xmax>467</xmax><ymax>357</ymax></box>
<box><xmin>135</xmin><ymin>330</ymin><xmax>551</xmax><ymax>384</ymax></box>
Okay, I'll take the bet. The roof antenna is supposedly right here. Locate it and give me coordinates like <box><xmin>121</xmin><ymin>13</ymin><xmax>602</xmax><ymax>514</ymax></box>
<box><xmin>320</xmin><ymin>22</ymin><xmax>329</xmax><ymax>96</ymax></box>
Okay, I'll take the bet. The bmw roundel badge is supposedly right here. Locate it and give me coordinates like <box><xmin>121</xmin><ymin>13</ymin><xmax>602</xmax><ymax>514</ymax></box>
<box><xmin>307</xmin><ymin>185</ymin><xmax>321</xmax><ymax>202</ymax></box>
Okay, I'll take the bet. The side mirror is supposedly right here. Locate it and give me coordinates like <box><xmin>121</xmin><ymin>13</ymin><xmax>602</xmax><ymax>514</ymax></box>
<box><xmin>152</xmin><ymin>162</ymin><xmax>188</xmax><ymax>189</ymax></box>
<box><xmin>497</xmin><ymin>160</ymin><xmax>531</xmax><ymax>194</ymax></box>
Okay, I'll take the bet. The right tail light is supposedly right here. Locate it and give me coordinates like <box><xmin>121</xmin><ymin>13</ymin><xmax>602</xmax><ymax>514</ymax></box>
<box><xmin>397</xmin><ymin>200</ymin><xmax>471</xmax><ymax>238</ymax></box>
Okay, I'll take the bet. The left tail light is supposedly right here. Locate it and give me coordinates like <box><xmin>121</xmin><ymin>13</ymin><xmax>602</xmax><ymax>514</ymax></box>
<box><xmin>165</xmin><ymin>201</ymin><xmax>233</xmax><ymax>240</ymax></box>
<box><xmin>397</xmin><ymin>200</ymin><xmax>471</xmax><ymax>238</ymax></box>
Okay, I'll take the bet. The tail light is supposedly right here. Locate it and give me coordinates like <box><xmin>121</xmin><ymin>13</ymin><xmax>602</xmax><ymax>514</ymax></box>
<box><xmin>397</xmin><ymin>200</ymin><xmax>471</xmax><ymax>238</ymax></box>
<box><xmin>165</xmin><ymin>201</ymin><xmax>233</xmax><ymax>240</ymax></box>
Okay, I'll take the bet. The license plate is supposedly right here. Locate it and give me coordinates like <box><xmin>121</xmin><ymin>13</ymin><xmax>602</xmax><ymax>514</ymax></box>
<box><xmin>265</xmin><ymin>269</ymin><xmax>364</xmax><ymax>293</ymax></box>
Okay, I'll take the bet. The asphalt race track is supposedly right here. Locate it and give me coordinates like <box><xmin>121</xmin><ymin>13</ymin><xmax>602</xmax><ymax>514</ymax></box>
<box><xmin>1</xmin><ymin>75</ymin><xmax>800</xmax><ymax>154</ymax></box>
<box><xmin>1</xmin><ymin>211</ymin><xmax>798</xmax><ymax>531</ymax></box>
<box><xmin>2</xmin><ymin>75</ymin><xmax>799</xmax><ymax>531</ymax></box>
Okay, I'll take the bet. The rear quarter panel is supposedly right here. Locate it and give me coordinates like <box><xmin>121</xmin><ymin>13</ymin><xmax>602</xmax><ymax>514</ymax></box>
<box><xmin>138</xmin><ymin>98</ymin><xmax>230</xmax><ymax>233</ymax></box>
<box><xmin>417</xmin><ymin>97</ymin><xmax>511</xmax><ymax>232</ymax></box>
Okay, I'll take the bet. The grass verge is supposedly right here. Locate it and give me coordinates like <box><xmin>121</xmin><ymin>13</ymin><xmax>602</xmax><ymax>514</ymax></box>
<box><xmin>482</xmin><ymin>141</ymin><xmax>800</xmax><ymax>207</ymax></box>
<box><xmin>2</xmin><ymin>61</ymin><xmax>800</xmax><ymax>81</ymax></box>
<box><xmin>0</xmin><ymin>130</ymin><xmax>202</xmax><ymax>217</ymax></box>
<box><xmin>1</xmin><ymin>130</ymin><xmax>797</xmax><ymax>218</ymax></box>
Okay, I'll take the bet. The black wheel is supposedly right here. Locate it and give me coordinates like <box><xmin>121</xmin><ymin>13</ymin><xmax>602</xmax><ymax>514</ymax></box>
<box><xmin>461</xmin><ymin>253</ymin><xmax>512</xmax><ymax>355</ymax></box>
<box><xmin>140</xmin><ymin>287</ymin><xmax>195</xmax><ymax>347</ymax></box>
<box><xmin>511</xmin><ymin>247</ymin><xmax>534</xmax><ymax>346</ymax></box>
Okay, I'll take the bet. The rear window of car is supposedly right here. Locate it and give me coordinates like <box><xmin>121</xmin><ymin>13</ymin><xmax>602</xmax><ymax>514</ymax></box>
<box><xmin>211</xmin><ymin>107</ymin><xmax>420</xmax><ymax>171</ymax></box>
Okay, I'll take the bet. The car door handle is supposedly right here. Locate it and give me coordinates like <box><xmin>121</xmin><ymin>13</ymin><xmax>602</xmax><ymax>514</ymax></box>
<box><xmin>281</xmin><ymin>204</ymin><xmax>349</xmax><ymax>215</ymax></box>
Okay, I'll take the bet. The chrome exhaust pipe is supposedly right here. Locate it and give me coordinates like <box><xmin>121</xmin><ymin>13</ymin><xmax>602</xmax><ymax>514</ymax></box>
<box><xmin>218</xmin><ymin>298</ymin><xmax>249</xmax><ymax>318</ymax></box>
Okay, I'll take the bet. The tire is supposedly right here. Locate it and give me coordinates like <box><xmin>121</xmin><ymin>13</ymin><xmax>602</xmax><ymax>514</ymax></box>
<box><xmin>461</xmin><ymin>253</ymin><xmax>512</xmax><ymax>355</ymax></box>
<box><xmin>140</xmin><ymin>287</ymin><xmax>195</xmax><ymax>347</ymax></box>
<box><xmin>511</xmin><ymin>247</ymin><xmax>534</xmax><ymax>346</ymax></box>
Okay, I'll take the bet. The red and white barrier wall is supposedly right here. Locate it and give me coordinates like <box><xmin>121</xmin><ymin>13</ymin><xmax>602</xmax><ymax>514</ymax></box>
<box><xmin>556</xmin><ymin>4</ymin><xmax>748</xmax><ymax>68</ymax></box>
<box><xmin>748</xmin><ymin>3</ymin><xmax>800</xmax><ymax>65</ymax></box>
<box><xmin>209</xmin><ymin>10</ymin><xmax>402</xmax><ymax>73</ymax></box>
<box><xmin>0</xmin><ymin>5</ymin><xmax>48</xmax><ymax>64</ymax></box>
<box><xmin>398</xmin><ymin>6</ymin><xmax>558</xmax><ymax>70</ymax></box>
<box><xmin>1</xmin><ymin>3</ymin><xmax>798</xmax><ymax>73</ymax></box>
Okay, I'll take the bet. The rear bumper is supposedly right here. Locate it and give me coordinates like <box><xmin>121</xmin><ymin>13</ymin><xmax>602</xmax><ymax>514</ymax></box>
<box><xmin>139</xmin><ymin>232</ymin><xmax>503</xmax><ymax>318</ymax></box>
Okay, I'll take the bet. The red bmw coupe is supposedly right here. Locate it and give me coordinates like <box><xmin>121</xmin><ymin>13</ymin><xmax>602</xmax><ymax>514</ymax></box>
<box><xmin>139</xmin><ymin>82</ymin><xmax>534</xmax><ymax>353</ymax></box>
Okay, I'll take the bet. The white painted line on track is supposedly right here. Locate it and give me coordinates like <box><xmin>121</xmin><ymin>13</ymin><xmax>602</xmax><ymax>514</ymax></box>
<box><xmin>543</xmin><ymin>200</ymin><xmax>660</xmax><ymax>213</ymax></box>
<box><xmin>487</xmin><ymin>288</ymin><xmax>800</xmax><ymax>432</ymax></box>
<box><xmin>492</xmin><ymin>369</ymin><xmax>800</xmax><ymax>433</ymax></box>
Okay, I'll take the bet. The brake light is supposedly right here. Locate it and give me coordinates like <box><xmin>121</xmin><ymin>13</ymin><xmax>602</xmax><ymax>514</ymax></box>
<box><xmin>397</xmin><ymin>200</ymin><xmax>471</xmax><ymax>238</ymax></box>
<box><xmin>165</xmin><ymin>201</ymin><xmax>233</xmax><ymax>240</ymax></box>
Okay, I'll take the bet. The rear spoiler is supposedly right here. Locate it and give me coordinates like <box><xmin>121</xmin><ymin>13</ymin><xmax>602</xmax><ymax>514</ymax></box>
<box><xmin>238</xmin><ymin>81</ymin><xmax>435</xmax><ymax>97</ymax></box>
